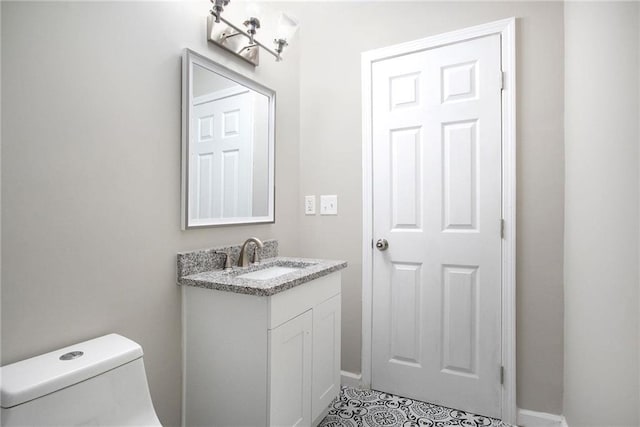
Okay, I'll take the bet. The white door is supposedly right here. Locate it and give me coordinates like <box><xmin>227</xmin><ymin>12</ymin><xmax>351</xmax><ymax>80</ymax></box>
<box><xmin>371</xmin><ymin>34</ymin><xmax>503</xmax><ymax>418</ymax></box>
<box><xmin>190</xmin><ymin>87</ymin><xmax>254</xmax><ymax>223</ymax></box>
<box><xmin>312</xmin><ymin>294</ymin><xmax>341</xmax><ymax>422</ymax></box>
<box><xmin>269</xmin><ymin>311</ymin><xmax>313</xmax><ymax>427</ymax></box>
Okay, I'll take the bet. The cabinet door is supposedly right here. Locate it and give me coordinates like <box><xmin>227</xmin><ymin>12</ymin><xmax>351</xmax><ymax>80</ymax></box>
<box><xmin>312</xmin><ymin>294</ymin><xmax>341</xmax><ymax>421</ymax></box>
<box><xmin>269</xmin><ymin>310</ymin><xmax>313</xmax><ymax>427</ymax></box>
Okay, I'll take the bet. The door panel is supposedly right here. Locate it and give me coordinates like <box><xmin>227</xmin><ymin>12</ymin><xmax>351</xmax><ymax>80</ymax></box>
<box><xmin>443</xmin><ymin>120</ymin><xmax>478</xmax><ymax>230</ymax></box>
<box><xmin>442</xmin><ymin>265</ymin><xmax>478</xmax><ymax>375</ymax></box>
<box><xmin>389</xmin><ymin>263</ymin><xmax>422</xmax><ymax>366</ymax></box>
<box><xmin>391</xmin><ymin>128</ymin><xmax>422</xmax><ymax>230</ymax></box>
<box><xmin>311</xmin><ymin>294</ymin><xmax>341</xmax><ymax>421</ymax></box>
<box><xmin>269</xmin><ymin>311</ymin><xmax>312</xmax><ymax>427</ymax></box>
<box><xmin>371</xmin><ymin>34</ymin><xmax>502</xmax><ymax>418</ymax></box>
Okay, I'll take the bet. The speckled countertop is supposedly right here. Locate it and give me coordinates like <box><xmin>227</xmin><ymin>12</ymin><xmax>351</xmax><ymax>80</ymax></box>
<box><xmin>178</xmin><ymin>256</ymin><xmax>347</xmax><ymax>296</ymax></box>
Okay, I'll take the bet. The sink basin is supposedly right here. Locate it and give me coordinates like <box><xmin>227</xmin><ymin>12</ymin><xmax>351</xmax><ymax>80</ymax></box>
<box><xmin>237</xmin><ymin>266</ymin><xmax>300</xmax><ymax>281</ymax></box>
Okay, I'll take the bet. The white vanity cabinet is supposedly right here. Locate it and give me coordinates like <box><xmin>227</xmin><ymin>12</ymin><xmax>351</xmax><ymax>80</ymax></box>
<box><xmin>182</xmin><ymin>272</ymin><xmax>341</xmax><ymax>427</ymax></box>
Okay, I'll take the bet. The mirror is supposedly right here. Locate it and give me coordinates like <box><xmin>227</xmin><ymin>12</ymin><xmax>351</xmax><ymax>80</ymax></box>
<box><xmin>182</xmin><ymin>49</ymin><xmax>275</xmax><ymax>228</ymax></box>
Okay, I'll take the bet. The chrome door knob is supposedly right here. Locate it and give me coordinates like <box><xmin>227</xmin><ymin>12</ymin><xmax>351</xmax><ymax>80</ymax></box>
<box><xmin>376</xmin><ymin>239</ymin><xmax>389</xmax><ymax>251</ymax></box>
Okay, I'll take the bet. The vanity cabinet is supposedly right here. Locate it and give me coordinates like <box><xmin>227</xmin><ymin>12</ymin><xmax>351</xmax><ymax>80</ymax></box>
<box><xmin>182</xmin><ymin>272</ymin><xmax>341</xmax><ymax>427</ymax></box>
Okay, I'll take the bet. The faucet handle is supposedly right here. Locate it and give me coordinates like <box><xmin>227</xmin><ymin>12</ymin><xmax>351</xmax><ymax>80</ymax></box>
<box><xmin>215</xmin><ymin>251</ymin><xmax>233</xmax><ymax>270</ymax></box>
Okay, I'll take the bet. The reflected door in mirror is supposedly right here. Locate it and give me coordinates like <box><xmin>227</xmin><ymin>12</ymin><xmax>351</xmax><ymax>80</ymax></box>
<box><xmin>182</xmin><ymin>50</ymin><xmax>275</xmax><ymax>228</ymax></box>
<box><xmin>191</xmin><ymin>87</ymin><xmax>254</xmax><ymax>220</ymax></box>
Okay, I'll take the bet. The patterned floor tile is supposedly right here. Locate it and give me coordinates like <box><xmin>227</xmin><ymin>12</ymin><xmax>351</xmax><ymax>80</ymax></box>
<box><xmin>319</xmin><ymin>387</ymin><xmax>512</xmax><ymax>427</ymax></box>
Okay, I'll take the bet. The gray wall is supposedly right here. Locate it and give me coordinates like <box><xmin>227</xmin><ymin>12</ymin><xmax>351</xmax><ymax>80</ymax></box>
<box><xmin>564</xmin><ymin>2</ymin><xmax>640</xmax><ymax>426</ymax></box>
<box><xmin>286</xmin><ymin>1</ymin><xmax>565</xmax><ymax>415</ymax></box>
<box><xmin>0</xmin><ymin>2</ymin><xmax>299</xmax><ymax>425</ymax></box>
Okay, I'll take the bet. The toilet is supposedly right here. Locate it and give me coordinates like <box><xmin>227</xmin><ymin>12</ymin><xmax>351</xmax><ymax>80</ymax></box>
<box><xmin>0</xmin><ymin>333</ymin><xmax>162</xmax><ymax>426</ymax></box>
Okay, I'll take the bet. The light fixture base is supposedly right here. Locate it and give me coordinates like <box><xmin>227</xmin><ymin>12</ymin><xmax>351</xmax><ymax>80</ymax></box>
<box><xmin>207</xmin><ymin>14</ymin><xmax>260</xmax><ymax>66</ymax></box>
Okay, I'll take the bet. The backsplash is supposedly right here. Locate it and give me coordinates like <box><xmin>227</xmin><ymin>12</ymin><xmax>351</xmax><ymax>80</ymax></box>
<box><xmin>177</xmin><ymin>239</ymin><xmax>278</xmax><ymax>280</ymax></box>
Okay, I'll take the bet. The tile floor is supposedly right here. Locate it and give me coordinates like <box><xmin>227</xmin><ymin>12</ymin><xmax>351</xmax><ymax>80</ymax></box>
<box><xmin>319</xmin><ymin>387</ymin><xmax>511</xmax><ymax>427</ymax></box>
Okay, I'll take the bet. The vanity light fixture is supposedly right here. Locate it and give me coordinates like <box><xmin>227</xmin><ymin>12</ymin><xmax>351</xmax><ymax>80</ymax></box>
<box><xmin>207</xmin><ymin>0</ymin><xmax>298</xmax><ymax>66</ymax></box>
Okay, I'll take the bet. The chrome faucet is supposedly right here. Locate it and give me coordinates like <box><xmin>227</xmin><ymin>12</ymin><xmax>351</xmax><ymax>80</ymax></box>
<box><xmin>237</xmin><ymin>237</ymin><xmax>264</xmax><ymax>267</ymax></box>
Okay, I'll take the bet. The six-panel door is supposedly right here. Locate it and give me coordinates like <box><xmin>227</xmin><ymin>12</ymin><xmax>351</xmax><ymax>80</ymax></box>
<box><xmin>371</xmin><ymin>34</ymin><xmax>503</xmax><ymax>418</ymax></box>
<box><xmin>190</xmin><ymin>87</ymin><xmax>255</xmax><ymax>223</ymax></box>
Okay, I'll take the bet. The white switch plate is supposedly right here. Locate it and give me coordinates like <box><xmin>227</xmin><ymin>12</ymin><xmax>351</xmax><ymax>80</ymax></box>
<box><xmin>304</xmin><ymin>195</ymin><xmax>316</xmax><ymax>215</ymax></box>
<box><xmin>320</xmin><ymin>195</ymin><xmax>338</xmax><ymax>215</ymax></box>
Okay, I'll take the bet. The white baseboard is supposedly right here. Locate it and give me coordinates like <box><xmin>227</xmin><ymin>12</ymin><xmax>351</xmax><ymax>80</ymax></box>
<box><xmin>340</xmin><ymin>370</ymin><xmax>362</xmax><ymax>388</ymax></box>
<box><xmin>517</xmin><ymin>409</ymin><xmax>567</xmax><ymax>427</ymax></box>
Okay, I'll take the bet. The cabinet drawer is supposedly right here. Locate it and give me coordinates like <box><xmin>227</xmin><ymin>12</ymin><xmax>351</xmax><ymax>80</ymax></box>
<box><xmin>268</xmin><ymin>272</ymin><xmax>341</xmax><ymax>330</ymax></box>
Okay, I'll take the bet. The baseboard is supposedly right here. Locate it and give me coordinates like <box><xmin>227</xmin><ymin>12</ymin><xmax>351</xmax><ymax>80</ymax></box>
<box><xmin>340</xmin><ymin>370</ymin><xmax>362</xmax><ymax>388</ymax></box>
<box><xmin>517</xmin><ymin>409</ymin><xmax>567</xmax><ymax>427</ymax></box>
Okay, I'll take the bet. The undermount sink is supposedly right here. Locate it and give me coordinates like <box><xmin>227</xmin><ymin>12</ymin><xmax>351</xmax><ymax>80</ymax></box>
<box><xmin>236</xmin><ymin>266</ymin><xmax>301</xmax><ymax>281</ymax></box>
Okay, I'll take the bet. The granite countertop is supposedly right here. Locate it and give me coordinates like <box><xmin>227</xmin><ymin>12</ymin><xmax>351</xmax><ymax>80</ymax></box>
<box><xmin>178</xmin><ymin>256</ymin><xmax>347</xmax><ymax>297</ymax></box>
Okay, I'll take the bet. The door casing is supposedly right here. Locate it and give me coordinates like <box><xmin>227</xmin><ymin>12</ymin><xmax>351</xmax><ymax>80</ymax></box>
<box><xmin>361</xmin><ymin>17</ymin><xmax>516</xmax><ymax>424</ymax></box>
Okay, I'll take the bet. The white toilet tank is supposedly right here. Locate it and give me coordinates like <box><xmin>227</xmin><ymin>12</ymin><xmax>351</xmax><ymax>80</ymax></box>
<box><xmin>0</xmin><ymin>334</ymin><xmax>162</xmax><ymax>426</ymax></box>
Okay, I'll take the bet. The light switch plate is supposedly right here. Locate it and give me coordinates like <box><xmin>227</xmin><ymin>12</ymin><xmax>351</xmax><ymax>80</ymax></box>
<box><xmin>320</xmin><ymin>195</ymin><xmax>338</xmax><ymax>215</ymax></box>
<box><xmin>304</xmin><ymin>195</ymin><xmax>316</xmax><ymax>215</ymax></box>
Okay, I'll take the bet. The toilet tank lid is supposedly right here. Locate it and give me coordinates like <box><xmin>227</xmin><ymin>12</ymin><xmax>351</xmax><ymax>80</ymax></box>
<box><xmin>0</xmin><ymin>334</ymin><xmax>143</xmax><ymax>409</ymax></box>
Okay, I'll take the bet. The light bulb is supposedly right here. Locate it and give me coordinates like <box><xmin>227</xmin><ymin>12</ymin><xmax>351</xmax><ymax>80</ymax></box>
<box><xmin>275</xmin><ymin>12</ymin><xmax>299</xmax><ymax>43</ymax></box>
<box><xmin>245</xmin><ymin>2</ymin><xmax>262</xmax><ymax>19</ymax></box>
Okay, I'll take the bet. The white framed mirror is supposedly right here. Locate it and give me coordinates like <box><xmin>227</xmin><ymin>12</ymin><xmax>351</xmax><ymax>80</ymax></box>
<box><xmin>181</xmin><ymin>49</ymin><xmax>275</xmax><ymax>229</ymax></box>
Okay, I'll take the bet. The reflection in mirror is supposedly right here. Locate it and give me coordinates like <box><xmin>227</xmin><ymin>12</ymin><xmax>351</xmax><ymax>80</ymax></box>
<box><xmin>182</xmin><ymin>50</ymin><xmax>275</xmax><ymax>228</ymax></box>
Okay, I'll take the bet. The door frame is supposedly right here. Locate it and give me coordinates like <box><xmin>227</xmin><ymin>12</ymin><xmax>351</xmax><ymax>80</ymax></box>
<box><xmin>361</xmin><ymin>17</ymin><xmax>516</xmax><ymax>424</ymax></box>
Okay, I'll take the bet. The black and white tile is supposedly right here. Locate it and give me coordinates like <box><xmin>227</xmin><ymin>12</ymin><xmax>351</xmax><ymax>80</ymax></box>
<box><xmin>319</xmin><ymin>387</ymin><xmax>512</xmax><ymax>427</ymax></box>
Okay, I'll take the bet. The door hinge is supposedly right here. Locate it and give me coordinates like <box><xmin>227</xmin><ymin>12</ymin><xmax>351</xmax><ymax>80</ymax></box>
<box><xmin>500</xmin><ymin>71</ymin><xmax>505</xmax><ymax>90</ymax></box>
<box><xmin>371</xmin><ymin>239</ymin><xmax>374</xmax><ymax>249</ymax></box>
<box><xmin>500</xmin><ymin>366</ymin><xmax>505</xmax><ymax>385</ymax></box>
<box><xmin>500</xmin><ymin>219</ymin><xmax>505</xmax><ymax>239</ymax></box>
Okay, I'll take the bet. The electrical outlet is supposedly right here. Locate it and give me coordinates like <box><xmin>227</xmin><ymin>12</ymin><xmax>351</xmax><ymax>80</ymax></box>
<box><xmin>320</xmin><ymin>195</ymin><xmax>338</xmax><ymax>215</ymax></box>
<box><xmin>304</xmin><ymin>195</ymin><xmax>316</xmax><ymax>215</ymax></box>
